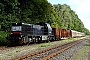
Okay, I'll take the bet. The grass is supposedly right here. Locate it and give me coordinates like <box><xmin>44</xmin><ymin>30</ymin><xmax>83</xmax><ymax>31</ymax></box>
<box><xmin>39</xmin><ymin>43</ymin><xmax>51</xmax><ymax>47</ymax></box>
<box><xmin>71</xmin><ymin>39</ymin><xmax>90</xmax><ymax>60</ymax></box>
<box><xmin>40</xmin><ymin>44</ymin><xmax>50</xmax><ymax>47</ymax></box>
<box><xmin>7</xmin><ymin>54</ymin><xmax>12</xmax><ymax>56</ymax></box>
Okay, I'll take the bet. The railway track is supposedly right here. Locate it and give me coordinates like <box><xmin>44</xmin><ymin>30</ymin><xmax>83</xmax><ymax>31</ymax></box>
<box><xmin>13</xmin><ymin>38</ymin><xmax>87</xmax><ymax>60</ymax></box>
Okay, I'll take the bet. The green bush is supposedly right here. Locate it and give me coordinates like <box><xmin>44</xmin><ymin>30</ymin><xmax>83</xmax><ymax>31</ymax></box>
<box><xmin>0</xmin><ymin>31</ymin><xmax>9</xmax><ymax>46</ymax></box>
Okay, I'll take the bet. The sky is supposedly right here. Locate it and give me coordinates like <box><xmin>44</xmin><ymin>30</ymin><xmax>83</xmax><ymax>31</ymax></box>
<box><xmin>48</xmin><ymin>0</ymin><xmax>90</xmax><ymax>31</ymax></box>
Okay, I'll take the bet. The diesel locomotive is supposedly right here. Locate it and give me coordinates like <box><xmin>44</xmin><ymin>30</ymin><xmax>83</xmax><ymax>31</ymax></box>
<box><xmin>6</xmin><ymin>22</ymin><xmax>85</xmax><ymax>45</ymax></box>
<box><xmin>6</xmin><ymin>22</ymin><xmax>54</xmax><ymax>45</ymax></box>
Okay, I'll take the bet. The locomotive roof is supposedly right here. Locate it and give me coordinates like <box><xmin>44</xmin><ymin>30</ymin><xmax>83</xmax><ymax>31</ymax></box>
<box><xmin>36</xmin><ymin>22</ymin><xmax>50</xmax><ymax>26</ymax></box>
<box><xmin>12</xmin><ymin>23</ymin><xmax>33</xmax><ymax>26</ymax></box>
<box><xmin>12</xmin><ymin>23</ymin><xmax>43</xmax><ymax>27</ymax></box>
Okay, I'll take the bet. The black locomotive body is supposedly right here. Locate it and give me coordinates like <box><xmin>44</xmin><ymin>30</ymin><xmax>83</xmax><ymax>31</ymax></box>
<box><xmin>6</xmin><ymin>22</ymin><xmax>53</xmax><ymax>45</ymax></box>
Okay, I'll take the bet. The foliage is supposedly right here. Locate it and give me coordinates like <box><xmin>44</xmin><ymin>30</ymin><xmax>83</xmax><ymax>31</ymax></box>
<box><xmin>0</xmin><ymin>31</ymin><xmax>8</xmax><ymax>45</ymax></box>
<box><xmin>0</xmin><ymin>0</ymin><xmax>20</xmax><ymax>31</ymax></box>
<box><xmin>0</xmin><ymin>0</ymin><xmax>90</xmax><ymax>45</ymax></box>
<box><xmin>0</xmin><ymin>0</ymin><xmax>89</xmax><ymax>34</ymax></box>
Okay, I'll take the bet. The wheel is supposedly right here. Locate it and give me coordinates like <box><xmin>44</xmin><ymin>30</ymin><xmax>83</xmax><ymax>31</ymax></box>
<box><xmin>7</xmin><ymin>40</ymin><xmax>11</xmax><ymax>46</ymax></box>
<box><xmin>35</xmin><ymin>37</ymin><xmax>38</xmax><ymax>42</ymax></box>
<box><xmin>7</xmin><ymin>40</ymin><xmax>10</xmax><ymax>44</ymax></box>
<box><xmin>28</xmin><ymin>38</ymin><xmax>32</xmax><ymax>43</ymax></box>
<box><xmin>19</xmin><ymin>38</ymin><xmax>24</xmax><ymax>45</ymax></box>
<box><xmin>38</xmin><ymin>37</ymin><xmax>42</xmax><ymax>43</ymax></box>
